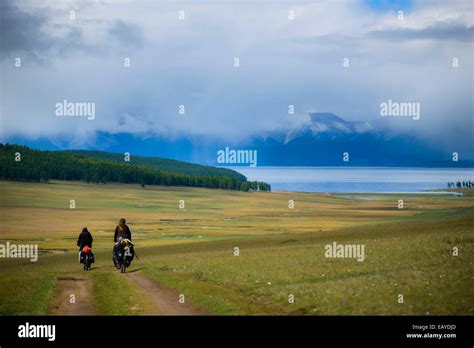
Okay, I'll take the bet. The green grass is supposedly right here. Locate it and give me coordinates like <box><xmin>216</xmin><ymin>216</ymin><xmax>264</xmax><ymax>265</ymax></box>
<box><xmin>0</xmin><ymin>270</ymin><xmax>57</xmax><ymax>315</ymax></box>
<box><xmin>91</xmin><ymin>270</ymin><xmax>155</xmax><ymax>315</ymax></box>
<box><xmin>138</xmin><ymin>208</ymin><xmax>474</xmax><ymax>315</ymax></box>
<box><xmin>0</xmin><ymin>180</ymin><xmax>473</xmax><ymax>315</ymax></box>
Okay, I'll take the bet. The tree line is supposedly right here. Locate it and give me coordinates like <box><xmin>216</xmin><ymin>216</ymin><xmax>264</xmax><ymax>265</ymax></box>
<box><xmin>447</xmin><ymin>181</ymin><xmax>473</xmax><ymax>189</ymax></box>
<box><xmin>65</xmin><ymin>149</ymin><xmax>247</xmax><ymax>181</ymax></box>
<box><xmin>0</xmin><ymin>144</ymin><xmax>271</xmax><ymax>191</ymax></box>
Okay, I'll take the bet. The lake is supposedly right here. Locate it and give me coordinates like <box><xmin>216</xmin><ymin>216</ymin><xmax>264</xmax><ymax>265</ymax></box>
<box><xmin>230</xmin><ymin>167</ymin><xmax>474</xmax><ymax>193</ymax></box>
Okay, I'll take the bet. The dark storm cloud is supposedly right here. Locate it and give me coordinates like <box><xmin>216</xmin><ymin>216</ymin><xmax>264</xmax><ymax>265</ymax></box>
<box><xmin>0</xmin><ymin>1</ymin><xmax>51</xmax><ymax>58</ymax></box>
<box><xmin>0</xmin><ymin>0</ymin><xmax>89</xmax><ymax>61</ymax></box>
<box><xmin>0</xmin><ymin>1</ymin><xmax>144</xmax><ymax>61</ymax></box>
<box><xmin>369</xmin><ymin>22</ymin><xmax>474</xmax><ymax>42</ymax></box>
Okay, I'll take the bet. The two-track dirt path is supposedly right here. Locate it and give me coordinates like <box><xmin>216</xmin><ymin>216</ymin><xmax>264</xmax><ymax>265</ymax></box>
<box><xmin>50</xmin><ymin>276</ymin><xmax>96</xmax><ymax>315</ymax></box>
<box><xmin>124</xmin><ymin>271</ymin><xmax>205</xmax><ymax>315</ymax></box>
<box><xmin>50</xmin><ymin>272</ymin><xmax>205</xmax><ymax>315</ymax></box>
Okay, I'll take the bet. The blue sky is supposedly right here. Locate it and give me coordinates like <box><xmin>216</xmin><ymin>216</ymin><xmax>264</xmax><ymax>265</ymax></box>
<box><xmin>365</xmin><ymin>0</ymin><xmax>413</xmax><ymax>12</ymax></box>
<box><xmin>0</xmin><ymin>0</ymin><xmax>473</xmax><ymax>155</ymax></box>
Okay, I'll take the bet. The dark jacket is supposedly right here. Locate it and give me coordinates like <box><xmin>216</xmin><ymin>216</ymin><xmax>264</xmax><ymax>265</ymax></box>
<box><xmin>114</xmin><ymin>225</ymin><xmax>132</xmax><ymax>242</ymax></box>
<box><xmin>77</xmin><ymin>230</ymin><xmax>93</xmax><ymax>250</ymax></box>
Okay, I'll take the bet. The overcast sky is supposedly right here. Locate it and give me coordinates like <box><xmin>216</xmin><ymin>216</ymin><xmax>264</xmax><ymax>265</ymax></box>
<box><xmin>0</xmin><ymin>0</ymin><xmax>473</xmax><ymax>152</ymax></box>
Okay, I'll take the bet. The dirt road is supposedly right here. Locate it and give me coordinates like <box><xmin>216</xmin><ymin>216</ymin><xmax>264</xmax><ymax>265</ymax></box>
<box><xmin>50</xmin><ymin>276</ymin><xmax>95</xmax><ymax>315</ymax></box>
<box><xmin>125</xmin><ymin>272</ymin><xmax>205</xmax><ymax>315</ymax></box>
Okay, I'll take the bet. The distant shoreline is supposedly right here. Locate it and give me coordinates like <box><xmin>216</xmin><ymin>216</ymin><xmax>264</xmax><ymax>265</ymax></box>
<box><xmin>229</xmin><ymin>167</ymin><xmax>473</xmax><ymax>193</ymax></box>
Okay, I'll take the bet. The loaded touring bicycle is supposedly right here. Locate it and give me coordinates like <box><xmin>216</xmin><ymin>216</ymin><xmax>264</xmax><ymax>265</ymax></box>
<box><xmin>79</xmin><ymin>246</ymin><xmax>94</xmax><ymax>271</ymax></box>
<box><xmin>113</xmin><ymin>238</ymin><xmax>135</xmax><ymax>273</ymax></box>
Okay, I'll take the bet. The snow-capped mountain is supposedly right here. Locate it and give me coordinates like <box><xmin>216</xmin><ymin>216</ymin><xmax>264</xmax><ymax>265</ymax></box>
<box><xmin>5</xmin><ymin>113</ymin><xmax>471</xmax><ymax>167</ymax></box>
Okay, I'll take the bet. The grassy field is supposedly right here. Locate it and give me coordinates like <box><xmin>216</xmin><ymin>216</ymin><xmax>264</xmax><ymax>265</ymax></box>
<box><xmin>0</xmin><ymin>180</ymin><xmax>473</xmax><ymax>315</ymax></box>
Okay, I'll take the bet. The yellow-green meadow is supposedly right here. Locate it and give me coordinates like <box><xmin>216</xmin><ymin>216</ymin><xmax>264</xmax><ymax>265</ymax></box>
<box><xmin>0</xmin><ymin>180</ymin><xmax>473</xmax><ymax>315</ymax></box>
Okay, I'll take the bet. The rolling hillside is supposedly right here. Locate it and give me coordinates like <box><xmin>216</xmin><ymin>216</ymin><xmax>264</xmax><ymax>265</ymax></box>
<box><xmin>0</xmin><ymin>144</ymin><xmax>270</xmax><ymax>191</ymax></box>
<box><xmin>65</xmin><ymin>150</ymin><xmax>246</xmax><ymax>181</ymax></box>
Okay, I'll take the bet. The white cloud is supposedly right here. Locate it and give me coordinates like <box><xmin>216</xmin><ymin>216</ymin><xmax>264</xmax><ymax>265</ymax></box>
<box><xmin>0</xmin><ymin>0</ymin><xmax>472</xmax><ymax>152</ymax></box>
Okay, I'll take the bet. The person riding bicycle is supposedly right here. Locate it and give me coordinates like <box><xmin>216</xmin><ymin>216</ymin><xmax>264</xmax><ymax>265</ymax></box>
<box><xmin>77</xmin><ymin>227</ymin><xmax>93</xmax><ymax>263</ymax></box>
<box><xmin>113</xmin><ymin>218</ymin><xmax>132</xmax><ymax>267</ymax></box>
<box><xmin>77</xmin><ymin>227</ymin><xmax>93</xmax><ymax>251</ymax></box>
<box><xmin>114</xmin><ymin>218</ymin><xmax>132</xmax><ymax>242</ymax></box>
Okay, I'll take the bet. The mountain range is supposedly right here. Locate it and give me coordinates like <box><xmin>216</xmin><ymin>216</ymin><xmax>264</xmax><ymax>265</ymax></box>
<box><xmin>5</xmin><ymin>113</ymin><xmax>472</xmax><ymax>167</ymax></box>
<box><xmin>246</xmin><ymin>113</ymin><xmax>461</xmax><ymax>167</ymax></box>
